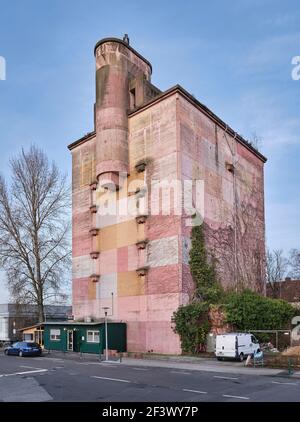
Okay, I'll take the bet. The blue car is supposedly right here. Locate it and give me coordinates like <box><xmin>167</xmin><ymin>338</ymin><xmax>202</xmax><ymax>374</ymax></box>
<box><xmin>4</xmin><ymin>342</ymin><xmax>42</xmax><ymax>357</ymax></box>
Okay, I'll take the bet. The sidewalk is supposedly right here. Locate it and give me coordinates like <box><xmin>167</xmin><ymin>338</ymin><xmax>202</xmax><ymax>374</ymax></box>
<box><xmin>42</xmin><ymin>350</ymin><xmax>300</xmax><ymax>378</ymax></box>
<box><xmin>122</xmin><ymin>357</ymin><xmax>286</xmax><ymax>376</ymax></box>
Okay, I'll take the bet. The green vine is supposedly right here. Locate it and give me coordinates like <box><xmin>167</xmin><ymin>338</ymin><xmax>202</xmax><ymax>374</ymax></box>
<box><xmin>173</xmin><ymin>224</ymin><xmax>295</xmax><ymax>354</ymax></box>
<box><xmin>173</xmin><ymin>224</ymin><xmax>223</xmax><ymax>354</ymax></box>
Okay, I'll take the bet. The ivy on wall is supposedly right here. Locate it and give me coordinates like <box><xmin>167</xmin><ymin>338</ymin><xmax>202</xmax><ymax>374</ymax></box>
<box><xmin>173</xmin><ymin>224</ymin><xmax>223</xmax><ymax>353</ymax></box>
<box><xmin>189</xmin><ymin>223</ymin><xmax>223</xmax><ymax>303</ymax></box>
<box><xmin>172</xmin><ymin>302</ymin><xmax>210</xmax><ymax>353</ymax></box>
<box><xmin>173</xmin><ymin>224</ymin><xmax>296</xmax><ymax>354</ymax></box>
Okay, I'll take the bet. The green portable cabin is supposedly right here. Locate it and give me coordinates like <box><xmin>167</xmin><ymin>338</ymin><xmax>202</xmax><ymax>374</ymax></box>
<box><xmin>44</xmin><ymin>321</ymin><xmax>126</xmax><ymax>354</ymax></box>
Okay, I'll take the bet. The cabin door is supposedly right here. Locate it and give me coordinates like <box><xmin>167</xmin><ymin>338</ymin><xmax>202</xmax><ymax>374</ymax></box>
<box><xmin>67</xmin><ymin>330</ymin><xmax>74</xmax><ymax>351</ymax></box>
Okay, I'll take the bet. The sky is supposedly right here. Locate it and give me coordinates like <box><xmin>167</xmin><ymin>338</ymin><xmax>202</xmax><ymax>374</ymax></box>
<box><xmin>0</xmin><ymin>0</ymin><xmax>299</xmax><ymax>301</ymax></box>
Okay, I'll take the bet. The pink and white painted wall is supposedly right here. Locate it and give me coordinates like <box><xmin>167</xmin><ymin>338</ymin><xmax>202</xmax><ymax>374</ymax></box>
<box><xmin>68</xmin><ymin>37</ymin><xmax>266</xmax><ymax>354</ymax></box>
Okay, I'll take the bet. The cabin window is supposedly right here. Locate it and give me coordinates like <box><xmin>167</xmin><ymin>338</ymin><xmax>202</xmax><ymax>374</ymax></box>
<box><xmin>50</xmin><ymin>329</ymin><xmax>61</xmax><ymax>341</ymax></box>
<box><xmin>87</xmin><ymin>330</ymin><xmax>100</xmax><ymax>343</ymax></box>
<box><xmin>23</xmin><ymin>333</ymin><xmax>33</xmax><ymax>341</ymax></box>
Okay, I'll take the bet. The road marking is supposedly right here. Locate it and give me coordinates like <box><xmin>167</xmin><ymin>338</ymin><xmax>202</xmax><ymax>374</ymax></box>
<box><xmin>183</xmin><ymin>389</ymin><xmax>207</xmax><ymax>395</ymax></box>
<box><xmin>36</xmin><ymin>357</ymin><xmax>63</xmax><ymax>361</ymax></box>
<box><xmin>272</xmin><ymin>381</ymin><xmax>298</xmax><ymax>386</ymax></box>
<box><xmin>223</xmin><ymin>394</ymin><xmax>249</xmax><ymax>400</ymax></box>
<box><xmin>91</xmin><ymin>375</ymin><xmax>131</xmax><ymax>383</ymax></box>
<box><xmin>78</xmin><ymin>362</ymin><xmax>117</xmax><ymax>367</ymax></box>
<box><xmin>0</xmin><ymin>369</ymin><xmax>48</xmax><ymax>378</ymax></box>
<box><xmin>171</xmin><ymin>371</ymin><xmax>191</xmax><ymax>375</ymax></box>
<box><xmin>133</xmin><ymin>368</ymin><xmax>149</xmax><ymax>371</ymax></box>
<box><xmin>214</xmin><ymin>375</ymin><xmax>239</xmax><ymax>380</ymax></box>
<box><xmin>19</xmin><ymin>365</ymin><xmax>43</xmax><ymax>370</ymax></box>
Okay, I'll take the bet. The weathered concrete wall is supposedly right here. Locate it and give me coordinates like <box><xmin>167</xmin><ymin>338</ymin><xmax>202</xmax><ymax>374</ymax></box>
<box><xmin>178</xmin><ymin>94</ymin><xmax>266</xmax><ymax>293</ymax></box>
<box><xmin>127</xmin><ymin>95</ymin><xmax>184</xmax><ymax>353</ymax></box>
<box><xmin>95</xmin><ymin>40</ymin><xmax>152</xmax><ymax>186</ymax></box>
<box><xmin>71</xmin><ymin>93</ymin><xmax>184</xmax><ymax>354</ymax></box>
<box><xmin>70</xmin><ymin>40</ymin><xmax>266</xmax><ymax>355</ymax></box>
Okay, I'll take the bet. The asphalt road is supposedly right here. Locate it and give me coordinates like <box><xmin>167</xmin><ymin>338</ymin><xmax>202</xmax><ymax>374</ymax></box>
<box><xmin>0</xmin><ymin>353</ymin><xmax>300</xmax><ymax>402</ymax></box>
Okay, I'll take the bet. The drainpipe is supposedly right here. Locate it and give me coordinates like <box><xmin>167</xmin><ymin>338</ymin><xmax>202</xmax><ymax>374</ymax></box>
<box><xmin>232</xmin><ymin>132</ymin><xmax>238</xmax><ymax>293</ymax></box>
<box><xmin>224</xmin><ymin>126</ymin><xmax>238</xmax><ymax>292</ymax></box>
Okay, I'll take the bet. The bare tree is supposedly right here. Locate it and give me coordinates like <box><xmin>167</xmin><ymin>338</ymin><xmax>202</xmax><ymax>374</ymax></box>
<box><xmin>266</xmin><ymin>249</ymin><xmax>289</xmax><ymax>298</ymax></box>
<box><xmin>205</xmin><ymin>177</ymin><xmax>266</xmax><ymax>294</ymax></box>
<box><xmin>248</xmin><ymin>131</ymin><xmax>263</xmax><ymax>151</ymax></box>
<box><xmin>201</xmin><ymin>129</ymin><xmax>266</xmax><ymax>293</ymax></box>
<box><xmin>288</xmin><ymin>248</ymin><xmax>300</xmax><ymax>279</ymax></box>
<box><xmin>0</xmin><ymin>146</ymin><xmax>71</xmax><ymax>322</ymax></box>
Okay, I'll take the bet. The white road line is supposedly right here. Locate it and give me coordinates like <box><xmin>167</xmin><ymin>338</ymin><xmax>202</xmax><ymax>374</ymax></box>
<box><xmin>36</xmin><ymin>357</ymin><xmax>63</xmax><ymax>361</ymax></box>
<box><xmin>133</xmin><ymin>368</ymin><xmax>149</xmax><ymax>371</ymax></box>
<box><xmin>214</xmin><ymin>375</ymin><xmax>239</xmax><ymax>380</ymax></box>
<box><xmin>19</xmin><ymin>365</ymin><xmax>43</xmax><ymax>370</ymax></box>
<box><xmin>171</xmin><ymin>371</ymin><xmax>191</xmax><ymax>375</ymax></box>
<box><xmin>78</xmin><ymin>362</ymin><xmax>116</xmax><ymax>366</ymax></box>
<box><xmin>223</xmin><ymin>394</ymin><xmax>249</xmax><ymax>400</ymax></box>
<box><xmin>272</xmin><ymin>381</ymin><xmax>298</xmax><ymax>386</ymax></box>
<box><xmin>0</xmin><ymin>369</ymin><xmax>48</xmax><ymax>378</ymax></box>
<box><xmin>91</xmin><ymin>375</ymin><xmax>131</xmax><ymax>383</ymax></box>
<box><xmin>183</xmin><ymin>389</ymin><xmax>207</xmax><ymax>395</ymax></box>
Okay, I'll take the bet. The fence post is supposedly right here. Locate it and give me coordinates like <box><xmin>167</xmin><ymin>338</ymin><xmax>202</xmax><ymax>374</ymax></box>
<box><xmin>288</xmin><ymin>358</ymin><xmax>294</xmax><ymax>376</ymax></box>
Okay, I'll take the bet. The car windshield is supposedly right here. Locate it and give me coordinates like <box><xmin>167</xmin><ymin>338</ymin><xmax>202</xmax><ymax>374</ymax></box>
<box><xmin>26</xmin><ymin>342</ymin><xmax>39</xmax><ymax>348</ymax></box>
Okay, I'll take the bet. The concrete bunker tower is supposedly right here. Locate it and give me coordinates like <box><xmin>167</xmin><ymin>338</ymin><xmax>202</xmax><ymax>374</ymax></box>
<box><xmin>94</xmin><ymin>37</ymin><xmax>152</xmax><ymax>188</ymax></box>
<box><xmin>69</xmin><ymin>36</ymin><xmax>266</xmax><ymax>354</ymax></box>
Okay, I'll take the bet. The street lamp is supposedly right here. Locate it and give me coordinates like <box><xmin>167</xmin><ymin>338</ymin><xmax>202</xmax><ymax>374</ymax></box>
<box><xmin>102</xmin><ymin>307</ymin><xmax>110</xmax><ymax>361</ymax></box>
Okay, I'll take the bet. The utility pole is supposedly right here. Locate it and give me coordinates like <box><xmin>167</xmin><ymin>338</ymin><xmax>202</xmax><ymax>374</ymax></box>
<box><xmin>102</xmin><ymin>307</ymin><xmax>109</xmax><ymax>361</ymax></box>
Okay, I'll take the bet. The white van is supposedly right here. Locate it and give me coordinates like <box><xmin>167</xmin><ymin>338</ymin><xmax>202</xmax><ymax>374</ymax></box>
<box><xmin>215</xmin><ymin>333</ymin><xmax>260</xmax><ymax>361</ymax></box>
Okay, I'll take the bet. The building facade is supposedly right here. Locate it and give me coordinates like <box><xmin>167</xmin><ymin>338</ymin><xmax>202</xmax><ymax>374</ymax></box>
<box><xmin>0</xmin><ymin>304</ymin><xmax>72</xmax><ymax>343</ymax></box>
<box><xmin>43</xmin><ymin>321</ymin><xmax>126</xmax><ymax>354</ymax></box>
<box><xmin>267</xmin><ymin>278</ymin><xmax>300</xmax><ymax>308</ymax></box>
<box><xmin>69</xmin><ymin>37</ymin><xmax>266</xmax><ymax>354</ymax></box>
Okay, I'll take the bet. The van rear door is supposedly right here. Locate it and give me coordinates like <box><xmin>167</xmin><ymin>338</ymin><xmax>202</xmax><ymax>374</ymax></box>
<box><xmin>216</xmin><ymin>335</ymin><xmax>237</xmax><ymax>358</ymax></box>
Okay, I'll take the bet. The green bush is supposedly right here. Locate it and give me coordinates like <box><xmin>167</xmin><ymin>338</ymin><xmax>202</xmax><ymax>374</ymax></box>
<box><xmin>172</xmin><ymin>302</ymin><xmax>210</xmax><ymax>353</ymax></box>
<box><xmin>173</xmin><ymin>224</ymin><xmax>295</xmax><ymax>354</ymax></box>
<box><xmin>224</xmin><ymin>289</ymin><xmax>295</xmax><ymax>331</ymax></box>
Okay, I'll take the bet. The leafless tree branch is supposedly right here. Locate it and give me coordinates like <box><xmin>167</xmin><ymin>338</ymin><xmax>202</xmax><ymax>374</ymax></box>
<box><xmin>0</xmin><ymin>145</ymin><xmax>71</xmax><ymax>321</ymax></box>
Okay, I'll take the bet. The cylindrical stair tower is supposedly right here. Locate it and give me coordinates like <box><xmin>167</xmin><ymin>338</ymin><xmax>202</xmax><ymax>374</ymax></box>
<box><xmin>94</xmin><ymin>37</ymin><xmax>152</xmax><ymax>189</ymax></box>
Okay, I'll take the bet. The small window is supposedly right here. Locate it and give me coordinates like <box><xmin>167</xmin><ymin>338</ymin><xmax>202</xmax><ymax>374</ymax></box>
<box><xmin>50</xmin><ymin>329</ymin><xmax>61</xmax><ymax>341</ymax></box>
<box><xmin>87</xmin><ymin>330</ymin><xmax>100</xmax><ymax>343</ymax></box>
<box><xmin>24</xmin><ymin>333</ymin><xmax>33</xmax><ymax>342</ymax></box>
<box><xmin>129</xmin><ymin>88</ymin><xmax>136</xmax><ymax>109</ymax></box>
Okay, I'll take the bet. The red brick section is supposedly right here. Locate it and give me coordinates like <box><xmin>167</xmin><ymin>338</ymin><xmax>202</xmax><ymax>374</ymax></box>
<box><xmin>266</xmin><ymin>279</ymin><xmax>300</xmax><ymax>302</ymax></box>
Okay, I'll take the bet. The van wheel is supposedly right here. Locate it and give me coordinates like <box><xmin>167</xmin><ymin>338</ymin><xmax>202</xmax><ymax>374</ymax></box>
<box><xmin>19</xmin><ymin>351</ymin><xmax>23</xmax><ymax>357</ymax></box>
<box><xmin>217</xmin><ymin>357</ymin><xmax>223</xmax><ymax>361</ymax></box>
<box><xmin>239</xmin><ymin>353</ymin><xmax>244</xmax><ymax>362</ymax></box>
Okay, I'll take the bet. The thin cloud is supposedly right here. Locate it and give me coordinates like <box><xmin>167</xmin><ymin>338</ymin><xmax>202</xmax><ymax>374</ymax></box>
<box><xmin>239</xmin><ymin>33</ymin><xmax>300</xmax><ymax>73</ymax></box>
<box><xmin>262</xmin><ymin>12</ymin><xmax>298</xmax><ymax>27</ymax></box>
<box><xmin>239</xmin><ymin>92</ymin><xmax>300</xmax><ymax>149</ymax></box>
